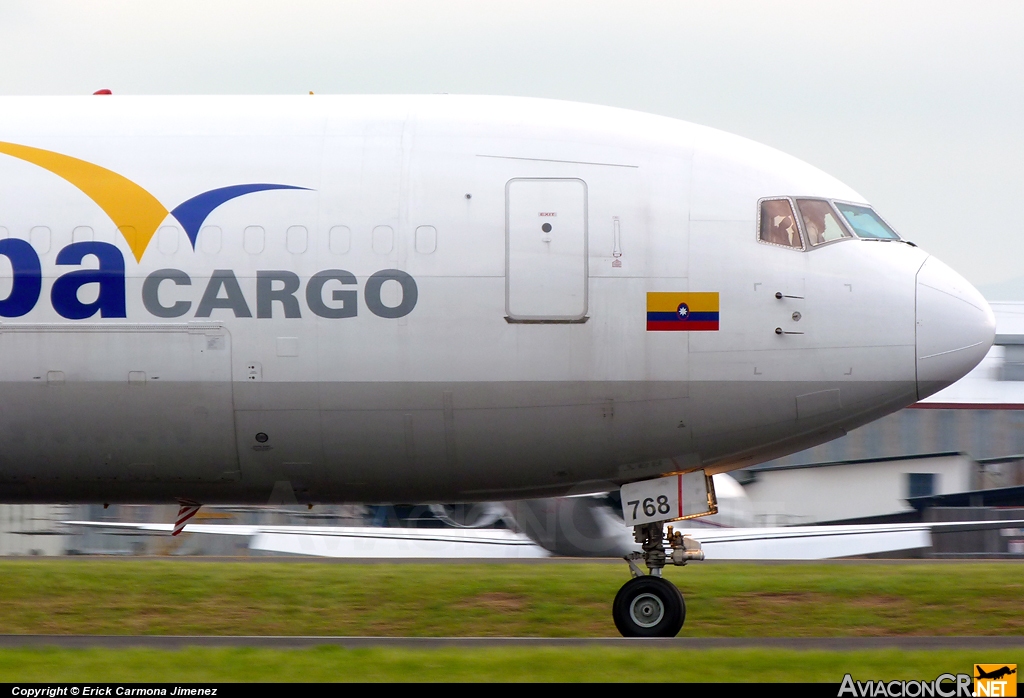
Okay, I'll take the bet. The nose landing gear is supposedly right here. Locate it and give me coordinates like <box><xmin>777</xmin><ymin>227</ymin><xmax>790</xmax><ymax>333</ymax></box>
<box><xmin>612</xmin><ymin>522</ymin><xmax>704</xmax><ymax>637</ymax></box>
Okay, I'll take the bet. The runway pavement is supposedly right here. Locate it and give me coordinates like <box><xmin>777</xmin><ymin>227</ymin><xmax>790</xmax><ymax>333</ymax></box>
<box><xmin>0</xmin><ymin>636</ymin><xmax>1021</xmax><ymax>650</ymax></box>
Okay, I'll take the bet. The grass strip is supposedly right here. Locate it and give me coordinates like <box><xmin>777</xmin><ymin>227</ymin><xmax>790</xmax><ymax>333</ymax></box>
<box><xmin>2</xmin><ymin>647</ymin><xmax>1022</xmax><ymax>682</ymax></box>
<box><xmin>0</xmin><ymin>560</ymin><xmax>1021</xmax><ymax>637</ymax></box>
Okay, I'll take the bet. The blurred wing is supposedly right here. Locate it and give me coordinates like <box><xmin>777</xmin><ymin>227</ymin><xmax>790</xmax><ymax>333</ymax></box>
<box><xmin>63</xmin><ymin>521</ymin><xmax>548</xmax><ymax>559</ymax></box>
<box><xmin>673</xmin><ymin>520</ymin><xmax>1024</xmax><ymax>560</ymax></box>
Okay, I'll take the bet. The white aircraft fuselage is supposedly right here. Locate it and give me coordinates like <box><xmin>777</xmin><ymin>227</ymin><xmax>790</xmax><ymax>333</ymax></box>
<box><xmin>0</xmin><ymin>95</ymin><xmax>994</xmax><ymax>505</ymax></box>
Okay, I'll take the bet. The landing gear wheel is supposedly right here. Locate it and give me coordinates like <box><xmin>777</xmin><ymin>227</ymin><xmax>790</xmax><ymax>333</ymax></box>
<box><xmin>612</xmin><ymin>576</ymin><xmax>685</xmax><ymax>637</ymax></box>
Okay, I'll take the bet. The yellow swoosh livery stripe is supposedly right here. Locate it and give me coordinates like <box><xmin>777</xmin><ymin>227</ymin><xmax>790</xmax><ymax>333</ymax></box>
<box><xmin>646</xmin><ymin>292</ymin><xmax>719</xmax><ymax>313</ymax></box>
<box><xmin>0</xmin><ymin>142</ymin><xmax>169</xmax><ymax>262</ymax></box>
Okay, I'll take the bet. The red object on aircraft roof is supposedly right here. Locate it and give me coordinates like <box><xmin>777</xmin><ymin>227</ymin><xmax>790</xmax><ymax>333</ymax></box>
<box><xmin>93</xmin><ymin>89</ymin><xmax>112</xmax><ymax>95</ymax></box>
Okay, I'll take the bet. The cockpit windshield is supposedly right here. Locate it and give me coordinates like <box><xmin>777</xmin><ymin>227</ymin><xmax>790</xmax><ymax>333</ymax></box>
<box><xmin>796</xmin><ymin>199</ymin><xmax>852</xmax><ymax>246</ymax></box>
<box><xmin>758</xmin><ymin>199</ymin><xmax>803</xmax><ymax>249</ymax></box>
<box><xmin>834</xmin><ymin>202</ymin><xmax>900</xmax><ymax>240</ymax></box>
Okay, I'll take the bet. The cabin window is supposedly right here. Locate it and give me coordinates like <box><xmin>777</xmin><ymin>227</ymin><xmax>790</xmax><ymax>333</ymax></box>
<box><xmin>244</xmin><ymin>226</ymin><xmax>265</xmax><ymax>255</ymax></box>
<box><xmin>30</xmin><ymin>226</ymin><xmax>51</xmax><ymax>254</ymax></box>
<box><xmin>158</xmin><ymin>226</ymin><xmax>180</xmax><ymax>255</ymax></box>
<box><xmin>797</xmin><ymin>200</ymin><xmax>851</xmax><ymax>246</ymax></box>
<box><xmin>286</xmin><ymin>226</ymin><xmax>308</xmax><ymax>254</ymax></box>
<box><xmin>72</xmin><ymin>226</ymin><xmax>94</xmax><ymax>244</ymax></box>
<box><xmin>116</xmin><ymin>226</ymin><xmax>137</xmax><ymax>251</ymax></box>
<box><xmin>415</xmin><ymin>225</ymin><xmax>437</xmax><ymax>254</ymax></box>
<box><xmin>372</xmin><ymin>225</ymin><xmax>394</xmax><ymax>255</ymax></box>
<box><xmin>758</xmin><ymin>199</ymin><xmax>803</xmax><ymax>249</ymax></box>
<box><xmin>834</xmin><ymin>203</ymin><xmax>900</xmax><ymax>240</ymax></box>
<box><xmin>200</xmin><ymin>225</ymin><xmax>222</xmax><ymax>255</ymax></box>
<box><xmin>329</xmin><ymin>225</ymin><xmax>351</xmax><ymax>254</ymax></box>
<box><xmin>0</xmin><ymin>226</ymin><xmax>7</xmax><ymax>241</ymax></box>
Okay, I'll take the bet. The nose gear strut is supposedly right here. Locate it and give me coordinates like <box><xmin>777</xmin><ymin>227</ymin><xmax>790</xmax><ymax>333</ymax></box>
<box><xmin>613</xmin><ymin>470</ymin><xmax>715</xmax><ymax>637</ymax></box>
<box><xmin>627</xmin><ymin>522</ymin><xmax>705</xmax><ymax>578</ymax></box>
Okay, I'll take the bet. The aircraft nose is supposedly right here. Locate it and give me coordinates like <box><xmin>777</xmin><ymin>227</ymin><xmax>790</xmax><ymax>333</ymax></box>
<box><xmin>916</xmin><ymin>256</ymin><xmax>995</xmax><ymax>399</ymax></box>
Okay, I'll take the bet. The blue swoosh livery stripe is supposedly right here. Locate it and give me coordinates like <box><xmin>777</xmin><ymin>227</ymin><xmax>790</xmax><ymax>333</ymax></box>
<box><xmin>170</xmin><ymin>184</ymin><xmax>310</xmax><ymax>249</ymax></box>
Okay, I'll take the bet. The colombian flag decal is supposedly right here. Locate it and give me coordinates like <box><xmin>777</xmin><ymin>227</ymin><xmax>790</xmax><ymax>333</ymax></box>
<box><xmin>646</xmin><ymin>292</ymin><xmax>719</xmax><ymax>331</ymax></box>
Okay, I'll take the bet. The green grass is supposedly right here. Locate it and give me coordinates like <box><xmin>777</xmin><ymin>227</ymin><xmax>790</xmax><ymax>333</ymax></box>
<box><xmin>1</xmin><ymin>647</ymin><xmax>1021</xmax><ymax>682</ymax></box>
<box><xmin>0</xmin><ymin>559</ymin><xmax>1021</xmax><ymax>637</ymax></box>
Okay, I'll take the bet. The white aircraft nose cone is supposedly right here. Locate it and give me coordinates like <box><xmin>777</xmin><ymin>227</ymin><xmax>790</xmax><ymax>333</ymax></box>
<box><xmin>916</xmin><ymin>256</ymin><xmax>995</xmax><ymax>399</ymax></box>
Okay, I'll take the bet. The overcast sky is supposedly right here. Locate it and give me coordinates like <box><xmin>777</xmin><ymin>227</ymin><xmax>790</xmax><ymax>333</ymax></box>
<box><xmin>1</xmin><ymin>1</ymin><xmax>1022</xmax><ymax>295</ymax></box>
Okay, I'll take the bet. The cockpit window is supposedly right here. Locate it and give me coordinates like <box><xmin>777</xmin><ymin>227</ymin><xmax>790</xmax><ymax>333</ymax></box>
<box><xmin>834</xmin><ymin>202</ymin><xmax>900</xmax><ymax>240</ymax></box>
<box><xmin>759</xmin><ymin>199</ymin><xmax>803</xmax><ymax>250</ymax></box>
<box><xmin>797</xmin><ymin>199</ymin><xmax>852</xmax><ymax>246</ymax></box>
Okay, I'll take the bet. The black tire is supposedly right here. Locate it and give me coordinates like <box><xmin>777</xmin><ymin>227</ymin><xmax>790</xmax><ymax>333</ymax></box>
<box><xmin>612</xmin><ymin>576</ymin><xmax>685</xmax><ymax>637</ymax></box>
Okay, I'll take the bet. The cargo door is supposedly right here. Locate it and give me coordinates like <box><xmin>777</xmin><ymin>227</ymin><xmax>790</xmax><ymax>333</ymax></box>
<box><xmin>0</xmin><ymin>323</ymin><xmax>239</xmax><ymax>484</ymax></box>
<box><xmin>506</xmin><ymin>178</ymin><xmax>588</xmax><ymax>321</ymax></box>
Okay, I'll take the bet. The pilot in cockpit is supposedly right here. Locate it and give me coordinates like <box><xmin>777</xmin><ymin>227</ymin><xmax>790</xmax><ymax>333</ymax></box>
<box><xmin>775</xmin><ymin>215</ymin><xmax>798</xmax><ymax>247</ymax></box>
<box><xmin>801</xmin><ymin>205</ymin><xmax>827</xmax><ymax>246</ymax></box>
<box><xmin>760</xmin><ymin>199</ymin><xmax>802</xmax><ymax>249</ymax></box>
<box><xmin>797</xmin><ymin>199</ymin><xmax>852</xmax><ymax>246</ymax></box>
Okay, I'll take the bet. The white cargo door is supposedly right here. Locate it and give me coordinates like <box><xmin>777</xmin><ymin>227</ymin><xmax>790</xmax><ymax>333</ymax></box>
<box><xmin>506</xmin><ymin>178</ymin><xmax>588</xmax><ymax>321</ymax></box>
